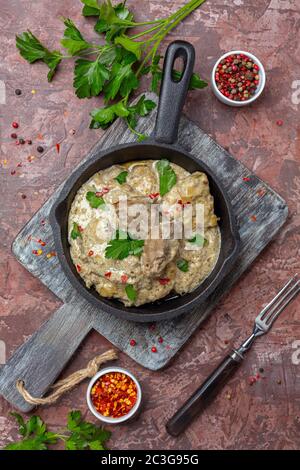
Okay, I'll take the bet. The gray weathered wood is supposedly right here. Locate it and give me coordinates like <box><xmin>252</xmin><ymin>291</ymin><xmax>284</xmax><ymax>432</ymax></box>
<box><xmin>0</xmin><ymin>93</ymin><xmax>288</xmax><ymax>412</ymax></box>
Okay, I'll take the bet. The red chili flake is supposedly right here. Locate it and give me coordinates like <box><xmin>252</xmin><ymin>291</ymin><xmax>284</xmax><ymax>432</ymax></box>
<box><xmin>32</xmin><ymin>249</ymin><xmax>43</xmax><ymax>256</ymax></box>
<box><xmin>148</xmin><ymin>192</ymin><xmax>159</xmax><ymax>200</ymax></box>
<box><xmin>17</xmin><ymin>162</ymin><xmax>22</xmax><ymax>167</ymax></box>
<box><xmin>243</xmin><ymin>177</ymin><xmax>251</xmax><ymax>182</ymax></box>
<box><xmin>105</xmin><ymin>271</ymin><xmax>112</xmax><ymax>278</ymax></box>
<box><xmin>56</xmin><ymin>143</ymin><xmax>60</xmax><ymax>153</ymax></box>
<box><xmin>158</xmin><ymin>337</ymin><xmax>163</xmax><ymax>344</ymax></box>
<box><xmin>91</xmin><ymin>372</ymin><xmax>137</xmax><ymax>418</ymax></box>
<box><xmin>159</xmin><ymin>278</ymin><xmax>170</xmax><ymax>285</ymax></box>
<box><xmin>149</xmin><ymin>323</ymin><xmax>156</xmax><ymax>331</ymax></box>
<box><xmin>151</xmin><ymin>346</ymin><xmax>157</xmax><ymax>353</ymax></box>
<box><xmin>276</xmin><ymin>119</ymin><xmax>283</xmax><ymax>126</ymax></box>
<box><xmin>78</xmin><ymin>225</ymin><xmax>84</xmax><ymax>232</ymax></box>
<box><xmin>46</xmin><ymin>251</ymin><xmax>57</xmax><ymax>259</ymax></box>
<box><xmin>224</xmin><ymin>339</ymin><xmax>230</xmax><ymax>345</ymax></box>
<box><xmin>38</xmin><ymin>239</ymin><xmax>46</xmax><ymax>246</ymax></box>
<box><xmin>12</xmin><ymin>122</ymin><xmax>19</xmax><ymax>129</ymax></box>
<box><xmin>178</xmin><ymin>200</ymin><xmax>183</xmax><ymax>205</ymax></box>
<box><xmin>10</xmin><ymin>133</ymin><xmax>17</xmax><ymax>139</ymax></box>
<box><xmin>27</xmin><ymin>155</ymin><xmax>35</xmax><ymax>162</ymax></box>
<box><xmin>248</xmin><ymin>376</ymin><xmax>257</xmax><ymax>386</ymax></box>
<box><xmin>76</xmin><ymin>264</ymin><xmax>82</xmax><ymax>272</ymax></box>
<box><xmin>88</xmin><ymin>250</ymin><xmax>94</xmax><ymax>257</ymax></box>
<box><xmin>130</xmin><ymin>339</ymin><xmax>136</xmax><ymax>347</ymax></box>
<box><xmin>257</xmin><ymin>188</ymin><xmax>266</xmax><ymax>197</ymax></box>
<box><xmin>26</xmin><ymin>139</ymin><xmax>32</xmax><ymax>145</ymax></box>
<box><xmin>96</xmin><ymin>187</ymin><xmax>110</xmax><ymax>197</ymax></box>
<box><xmin>121</xmin><ymin>274</ymin><xmax>128</xmax><ymax>284</ymax></box>
<box><xmin>250</xmin><ymin>215</ymin><xmax>257</xmax><ymax>222</ymax></box>
<box><xmin>10</xmin><ymin>170</ymin><xmax>16</xmax><ymax>175</ymax></box>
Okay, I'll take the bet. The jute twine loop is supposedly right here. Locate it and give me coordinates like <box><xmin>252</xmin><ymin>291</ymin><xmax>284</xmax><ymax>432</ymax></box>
<box><xmin>16</xmin><ymin>349</ymin><xmax>118</xmax><ymax>406</ymax></box>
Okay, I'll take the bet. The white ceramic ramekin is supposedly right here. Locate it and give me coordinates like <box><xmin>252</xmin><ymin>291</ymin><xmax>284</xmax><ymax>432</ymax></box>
<box><xmin>211</xmin><ymin>50</ymin><xmax>266</xmax><ymax>107</ymax></box>
<box><xmin>86</xmin><ymin>367</ymin><xmax>142</xmax><ymax>424</ymax></box>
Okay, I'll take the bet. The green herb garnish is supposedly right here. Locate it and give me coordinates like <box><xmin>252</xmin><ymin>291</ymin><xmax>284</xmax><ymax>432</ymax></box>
<box><xmin>188</xmin><ymin>234</ymin><xmax>208</xmax><ymax>247</ymax></box>
<box><xmin>125</xmin><ymin>284</ymin><xmax>137</xmax><ymax>302</ymax></box>
<box><xmin>71</xmin><ymin>222</ymin><xmax>82</xmax><ymax>240</ymax></box>
<box><xmin>177</xmin><ymin>259</ymin><xmax>189</xmax><ymax>272</ymax></box>
<box><xmin>115</xmin><ymin>170</ymin><xmax>128</xmax><ymax>185</ymax></box>
<box><xmin>105</xmin><ymin>230</ymin><xmax>144</xmax><ymax>260</ymax></box>
<box><xmin>4</xmin><ymin>410</ymin><xmax>111</xmax><ymax>451</ymax></box>
<box><xmin>156</xmin><ymin>159</ymin><xmax>177</xmax><ymax>196</ymax></box>
<box><xmin>86</xmin><ymin>191</ymin><xmax>105</xmax><ymax>208</ymax></box>
<box><xmin>16</xmin><ymin>0</ymin><xmax>207</xmax><ymax>138</ymax></box>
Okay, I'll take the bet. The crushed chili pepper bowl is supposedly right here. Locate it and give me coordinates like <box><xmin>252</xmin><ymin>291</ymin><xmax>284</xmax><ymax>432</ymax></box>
<box><xmin>211</xmin><ymin>50</ymin><xmax>266</xmax><ymax>107</ymax></box>
<box><xmin>86</xmin><ymin>367</ymin><xmax>142</xmax><ymax>424</ymax></box>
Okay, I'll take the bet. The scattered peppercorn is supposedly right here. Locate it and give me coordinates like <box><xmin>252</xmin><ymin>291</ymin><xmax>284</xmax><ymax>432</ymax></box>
<box><xmin>259</xmin><ymin>367</ymin><xmax>264</xmax><ymax>373</ymax></box>
<box><xmin>130</xmin><ymin>339</ymin><xmax>136</xmax><ymax>347</ymax></box>
<box><xmin>158</xmin><ymin>337</ymin><xmax>163</xmax><ymax>344</ymax></box>
<box><xmin>10</xmin><ymin>170</ymin><xmax>16</xmax><ymax>175</ymax></box>
<box><xmin>10</xmin><ymin>133</ymin><xmax>17</xmax><ymax>139</ymax></box>
<box><xmin>151</xmin><ymin>346</ymin><xmax>157</xmax><ymax>353</ymax></box>
<box><xmin>19</xmin><ymin>138</ymin><xmax>25</xmax><ymax>145</ymax></box>
<box><xmin>12</xmin><ymin>122</ymin><xmax>19</xmax><ymax>129</ymax></box>
<box><xmin>215</xmin><ymin>53</ymin><xmax>260</xmax><ymax>101</ymax></box>
<box><xmin>15</xmin><ymin>89</ymin><xmax>22</xmax><ymax>95</ymax></box>
<box><xmin>21</xmin><ymin>194</ymin><xmax>26</xmax><ymax>199</ymax></box>
<box><xmin>276</xmin><ymin>119</ymin><xmax>283</xmax><ymax>126</ymax></box>
<box><xmin>37</xmin><ymin>146</ymin><xmax>44</xmax><ymax>153</ymax></box>
<box><xmin>69</xmin><ymin>128</ymin><xmax>76</xmax><ymax>135</ymax></box>
<box><xmin>277</xmin><ymin>379</ymin><xmax>282</xmax><ymax>385</ymax></box>
<box><xmin>26</xmin><ymin>139</ymin><xmax>32</xmax><ymax>145</ymax></box>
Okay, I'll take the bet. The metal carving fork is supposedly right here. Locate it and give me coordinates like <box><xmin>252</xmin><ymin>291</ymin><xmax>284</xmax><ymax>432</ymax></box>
<box><xmin>166</xmin><ymin>275</ymin><xmax>300</xmax><ymax>437</ymax></box>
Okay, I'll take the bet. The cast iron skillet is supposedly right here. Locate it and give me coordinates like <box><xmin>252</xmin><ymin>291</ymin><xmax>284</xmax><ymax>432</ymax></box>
<box><xmin>50</xmin><ymin>41</ymin><xmax>240</xmax><ymax>323</ymax></box>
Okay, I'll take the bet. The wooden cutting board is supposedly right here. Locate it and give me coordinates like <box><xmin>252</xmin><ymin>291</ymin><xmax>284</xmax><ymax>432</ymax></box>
<box><xmin>0</xmin><ymin>93</ymin><xmax>288</xmax><ymax>412</ymax></box>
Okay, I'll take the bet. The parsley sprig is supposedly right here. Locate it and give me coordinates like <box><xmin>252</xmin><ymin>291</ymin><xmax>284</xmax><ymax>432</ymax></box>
<box><xmin>16</xmin><ymin>0</ymin><xmax>207</xmax><ymax>139</ymax></box>
<box><xmin>105</xmin><ymin>230</ymin><xmax>144</xmax><ymax>260</ymax></box>
<box><xmin>4</xmin><ymin>410</ymin><xmax>111</xmax><ymax>451</ymax></box>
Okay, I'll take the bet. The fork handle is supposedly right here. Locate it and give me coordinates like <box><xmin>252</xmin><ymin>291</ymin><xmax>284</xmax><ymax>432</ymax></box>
<box><xmin>166</xmin><ymin>350</ymin><xmax>243</xmax><ymax>437</ymax></box>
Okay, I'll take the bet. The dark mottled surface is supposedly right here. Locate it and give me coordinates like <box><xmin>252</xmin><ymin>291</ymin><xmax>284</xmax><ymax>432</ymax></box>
<box><xmin>0</xmin><ymin>0</ymin><xmax>299</xmax><ymax>450</ymax></box>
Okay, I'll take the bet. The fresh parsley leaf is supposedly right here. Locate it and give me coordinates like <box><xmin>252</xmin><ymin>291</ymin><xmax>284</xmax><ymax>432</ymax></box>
<box><xmin>71</xmin><ymin>222</ymin><xmax>82</xmax><ymax>240</ymax></box>
<box><xmin>90</xmin><ymin>101</ymin><xmax>129</xmax><ymax>129</ymax></box>
<box><xmin>86</xmin><ymin>191</ymin><xmax>105</xmax><ymax>208</ymax></box>
<box><xmin>4</xmin><ymin>414</ymin><xmax>58</xmax><ymax>450</ymax></box>
<box><xmin>171</xmin><ymin>70</ymin><xmax>208</xmax><ymax>90</ymax></box>
<box><xmin>65</xmin><ymin>410</ymin><xmax>111</xmax><ymax>450</ymax></box>
<box><xmin>115</xmin><ymin>170</ymin><xmax>128</xmax><ymax>184</ymax></box>
<box><xmin>126</xmin><ymin>95</ymin><xmax>156</xmax><ymax>133</ymax></box>
<box><xmin>103</xmin><ymin>62</ymin><xmax>139</xmax><ymax>102</ymax></box>
<box><xmin>74</xmin><ymin>59</ymin><xmax>110</xmax><ymax>98</ymax></box>
<box><xmin>16</xmin><ymin>31</ymin><xmax>62</xmax><ymax>82</ymax></box>
<box><xmin>188</xmin><ymin>234</ymin><xmax>208</xmax><ymax>247</ymax></box>
<box><xmin>150</xmin><ymin>54</ymin><xmax>162</xmax><ymax>93</ymax></box>
<box><xmin>94</xmin><ymin>1</ymin><xmax>134</xmax><ymax>40</ymax></box>
<box><xmin>114</xmin><ymin>36</ymin><xmax>142</xmax><ymax>60</ymax></box>
<box><xmin>105</xmin><ymin>230</ymin><xmax>144</xmax><ymax>260</ymax></box>
<box><xmin>61</xmin><ymin>18</ymin><xmax>91</xmax><ymax>55</ymax></box>
<box><xmin>81</xmin><ymin>0</ymin><xmax>101</xmax><ymax>16</ymax></box>
<box><xmin>125</xmin><ymin>284</ymin><xmax>137</xmax><ymax>302</ymax></box>
<box><xmin>156</xmin><ymin>159</ymin><xmax>177</xmax><ymax>197</ymax></box>
<box><xmin>4</xmin><ymin>410</ymin><xmax>111</xmax><ymax>451</ymax></box>
<box><xmin>177</xmin><ymin>259</ymin><xmax>189</xmax><ymax>272</ymax></box>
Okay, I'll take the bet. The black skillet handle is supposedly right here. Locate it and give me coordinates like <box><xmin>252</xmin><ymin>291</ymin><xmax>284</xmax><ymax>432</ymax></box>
<box><xmin>166</xmin><ymin>350</ymin><xmax>243</xmax><ymax>437</ymax></box>
<box><xmin>153</xmin><ymin>41</ymin><xmax>195</xmax><ymax>145</ymax></box>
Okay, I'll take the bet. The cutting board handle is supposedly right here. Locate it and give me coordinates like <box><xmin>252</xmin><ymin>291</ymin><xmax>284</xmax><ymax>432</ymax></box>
<box><xmin>0</xmin><ymin>297</ymin><xmax>93</xmax><ymax>412</ymax></box>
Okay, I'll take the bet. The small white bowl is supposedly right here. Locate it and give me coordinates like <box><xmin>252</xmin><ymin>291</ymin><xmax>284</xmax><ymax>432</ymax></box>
<box><xmin>86</xmin><ymin>367</ymin><xmax>142</xmax><ymax>424</ymax></box>
<box><xmin>211</xmin><ymin>50</ymin><xmax>266</xmax><ymax>107</ymax></box>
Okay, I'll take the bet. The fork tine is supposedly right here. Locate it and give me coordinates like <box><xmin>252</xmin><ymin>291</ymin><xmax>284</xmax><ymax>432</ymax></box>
<box><xmin>258</xmin><ymin>275</ymin><xmax>298</xmax><ymax>320</ymax></box>
<box><xmin>264</xmin><ymin>284</ymin><xmax>300</xmax><ymax>326</ymax></box>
